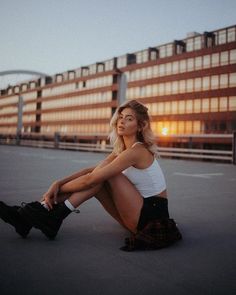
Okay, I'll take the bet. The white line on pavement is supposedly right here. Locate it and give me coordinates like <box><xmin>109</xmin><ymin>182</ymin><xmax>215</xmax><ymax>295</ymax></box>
<box><xmin>173</xmin><ymin>172</ymin><xmax>224</xmax><ymax>179</ymax></box>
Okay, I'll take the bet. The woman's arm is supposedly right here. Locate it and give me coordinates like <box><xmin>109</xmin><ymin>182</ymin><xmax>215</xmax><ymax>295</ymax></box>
<box><xmin>43</xmin><ymin>152</ymin><xmax>116</xmax><ymax>207</ymax></box>
<box><xmin>60</xmin><ymin>148</ymin><xmax>138</xmax><ymax>194</ymax></box>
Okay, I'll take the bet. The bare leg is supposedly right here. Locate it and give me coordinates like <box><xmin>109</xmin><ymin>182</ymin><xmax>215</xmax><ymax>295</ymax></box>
<box><xmin>108</xmin><ymin>174</ymin><xmax>143</xmax><ymax>233</ymax></box>
<box><xmin>56</xmin><ymin>182</ymin><xmax>125</xmax><ymax>228</ymax></box>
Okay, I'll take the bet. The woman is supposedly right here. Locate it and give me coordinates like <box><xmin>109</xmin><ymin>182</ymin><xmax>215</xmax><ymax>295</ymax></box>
<box><xmin>0</xmin><ymin>100</ymin><xmax>181</xmax><ymax>251</ymax></box>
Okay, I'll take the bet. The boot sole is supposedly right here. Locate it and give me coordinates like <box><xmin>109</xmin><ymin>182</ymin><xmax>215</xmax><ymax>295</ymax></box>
<box><xmin>20</xmin><ymin>206</ymin><xmax>57</xmax><ymax>240</ymax></box>
<box><xmin>0</xmin><ymin>203</ymin><xmax>29</xmax><ymax>238</ymax></box>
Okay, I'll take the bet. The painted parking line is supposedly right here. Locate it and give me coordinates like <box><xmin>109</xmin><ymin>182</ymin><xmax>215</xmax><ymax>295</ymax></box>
<box><xmin>173</xmin><ymin>172</ymin><xmax>224</xmax><ymax>179</ymax></box>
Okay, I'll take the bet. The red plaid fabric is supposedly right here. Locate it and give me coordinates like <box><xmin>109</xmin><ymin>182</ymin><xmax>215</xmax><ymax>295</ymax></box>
<box><xmin>120</xmin><ymin>218</ymin><xmax>182</xmax><ymax>251</ymax></box>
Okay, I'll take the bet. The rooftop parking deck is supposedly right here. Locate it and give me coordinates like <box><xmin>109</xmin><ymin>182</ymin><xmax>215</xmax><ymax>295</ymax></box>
<box><xmin>0</xmin><ymin>145</ymin><xmax>235</xmax><ymax>295</ymax></box>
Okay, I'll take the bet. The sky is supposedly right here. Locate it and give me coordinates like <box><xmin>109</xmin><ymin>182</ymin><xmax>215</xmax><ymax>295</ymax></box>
<box><xmin>0</xmin><ymin>0</ymin><xmax>236</xmax><ymax>88</ymax></box>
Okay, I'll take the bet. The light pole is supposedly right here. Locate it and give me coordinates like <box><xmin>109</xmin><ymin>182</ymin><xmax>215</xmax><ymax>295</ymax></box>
<box><xmin>16</xmin><ymin>95</ymin><xmax>23</xmax><ymax>145</ymax></box>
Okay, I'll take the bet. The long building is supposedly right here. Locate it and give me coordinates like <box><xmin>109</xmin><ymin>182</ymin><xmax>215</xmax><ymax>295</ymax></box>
<box><xmin>0</xmin><ymin>24</ymin><xmax>236</xmax><ymax>150</ymax></box>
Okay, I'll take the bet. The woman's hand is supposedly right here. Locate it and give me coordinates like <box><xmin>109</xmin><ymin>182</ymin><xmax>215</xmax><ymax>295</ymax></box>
<box><xmin>41</xmin><ymin>181</ymin><xmax>60</xmax><ymax>210</ymax></box>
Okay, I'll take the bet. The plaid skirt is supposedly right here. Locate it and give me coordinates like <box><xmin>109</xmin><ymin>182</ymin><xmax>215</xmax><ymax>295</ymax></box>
<box><xmin>121</xmin><ymin>196</ymin><xmax>182</xmax><ymax>252</ymax></box>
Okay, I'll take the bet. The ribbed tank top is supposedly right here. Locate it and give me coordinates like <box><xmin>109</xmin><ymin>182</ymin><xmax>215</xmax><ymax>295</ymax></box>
<box><xmin>122</xmin><ymin>142</ymin><xmax>166</xmax><ymax>197</ymax></box>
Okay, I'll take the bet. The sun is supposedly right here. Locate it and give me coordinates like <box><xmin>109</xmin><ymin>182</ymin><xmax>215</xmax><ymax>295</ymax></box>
<box><xmin>161</xmin><ymin>127</ymin><xmax>169</xmax><ymax>136</ymax></box>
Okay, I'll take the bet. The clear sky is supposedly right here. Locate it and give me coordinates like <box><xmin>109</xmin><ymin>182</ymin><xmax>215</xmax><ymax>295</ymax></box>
<box><xmin>0</xmin><ymin>0</ymin><xmax>236</xmax><ymax>87</ymax></box>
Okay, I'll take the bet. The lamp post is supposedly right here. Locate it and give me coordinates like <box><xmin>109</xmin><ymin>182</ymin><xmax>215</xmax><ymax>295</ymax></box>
<box><xmin>16</xmin><ymin>95</ymin><xmax>23</xmax><ymax>145</ymax></box>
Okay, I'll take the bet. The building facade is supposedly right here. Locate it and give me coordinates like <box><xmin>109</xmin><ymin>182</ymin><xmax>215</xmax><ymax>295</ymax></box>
<box><xmin>0</xmin><ymin>25</ymin><xmax>236</xmax><ymax>149</ymax></box>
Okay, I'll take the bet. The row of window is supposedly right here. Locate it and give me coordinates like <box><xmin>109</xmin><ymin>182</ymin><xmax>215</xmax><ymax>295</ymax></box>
<box><xmin>0</xmin><ymin>106</ymin><xmax>17</xmax><ymax>115</ymax></box>
<box><xmin>22</xmin><ymin>91</ymin><xmax>38</xmax><ymax>101</ymax></box>
<box><xmin>40</xmin><ymin>123</ymin><xmax>110</xmax><ymax>134</ymax></box>
<box><xmin>22</xmin><ymin>115</ymin><xmax>35</xmax><ymax>123</ymax></box>
<box><xmin>126</xmin><ymin>49</ymin><xmax>236</xmax><ymax>82</ymax></box>
<box><xmin>151</xmin><ymin>120</ymin><xmax>201</xmax><ymax>135</ymax></box>
<box><xmin>127</xmin><ymin>73</ymin><xmax>236</xmax><ymax>98</ymax></box>
<box><xmin>150</xmin><ymin>118</ymin><xmax>234</xmax><ymax>136</ymax></box>
<box><xmin>145</xmin><ymin>96</ymin><xmax>236</xmax><ymax>116</ymax></box>
<box><xmin>0</xmin><ymin>95</ymin><xmax>18</xmax><ymax>106</ymax></box>
<box><xmin>1</xmin><ymin>49</ymin><xmax>235</xmax><ymax>104</ymax></box>
<box><xmin>0</xmin><ymin>92</ymin><xmax>113</xmax><ymax>116</ymax></box>
<box><xmin>41</xmin><ymin>75</ymin><xmax>113</xmax><ymax>97</ymax></box>
<box><xmin>117</xmin><ymin>27</ymin><xmax>236</xmax><ymax>66</ymax></box>
<box><xmin>1</xmin><ymin>96</ymin><xmax>236</xmax><ymax>125</ymax></box>
<box><xmin>0</xmin><ymin>127</ymin><xmax>16</xmax><ymax>134</ymax></box>
<box><xmin>41</xmin><ymin>91</ymin><xmax>112</xmax><ymax>110</ymax></box>
<box><xmin>41</xmin><ymin>108</ymin><xmax>111</xmax><ymax>122</ymax></box>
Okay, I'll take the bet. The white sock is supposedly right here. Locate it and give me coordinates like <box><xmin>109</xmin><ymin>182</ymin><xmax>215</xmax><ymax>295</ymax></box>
<box><xmin>64</xmin><ymin>200</ymin><xmax>76</xmax><ymax>212</ymax></box>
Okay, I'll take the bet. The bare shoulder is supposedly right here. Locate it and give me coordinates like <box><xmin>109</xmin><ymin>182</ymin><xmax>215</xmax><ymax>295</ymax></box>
<box><xmin>131</xmin><ymin>143</ymin><xmax>154</xmax><ymax>168</ymax></box>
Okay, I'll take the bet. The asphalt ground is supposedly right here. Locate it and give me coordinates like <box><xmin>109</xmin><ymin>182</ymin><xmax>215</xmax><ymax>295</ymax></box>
<box><xmin>0</xmin><ymin>145</ymin><xmax>235</xmax><ymax>295</ymax></box>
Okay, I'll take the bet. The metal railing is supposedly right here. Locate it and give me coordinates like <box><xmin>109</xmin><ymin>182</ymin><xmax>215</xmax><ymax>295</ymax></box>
<box><xmin>0</xmin><ymin>133</ymin><xmax>235</xmax><ymax>163</ymax></box>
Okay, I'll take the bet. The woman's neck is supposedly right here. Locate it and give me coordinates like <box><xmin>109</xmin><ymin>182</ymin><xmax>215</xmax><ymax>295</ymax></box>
<box><xmin>123</xmin><ymin>136</ymin><xmax>139</xmax><ymax>149</ymax></box>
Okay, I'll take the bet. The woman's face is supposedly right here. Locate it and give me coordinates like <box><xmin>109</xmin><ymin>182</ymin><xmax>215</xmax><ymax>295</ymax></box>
<box><xmin>116</xmin><ymin>107</ymin><xmax>139</xmax><ymax>137</ymax></box>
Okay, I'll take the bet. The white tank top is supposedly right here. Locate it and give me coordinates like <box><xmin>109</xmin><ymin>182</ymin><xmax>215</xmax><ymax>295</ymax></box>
<box><xmin>122</xmin><ymin>143</ymin><xmax>167</xmax><ymax>198</ymax></box>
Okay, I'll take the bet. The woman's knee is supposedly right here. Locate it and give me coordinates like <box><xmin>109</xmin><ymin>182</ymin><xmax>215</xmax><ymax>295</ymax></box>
<box><xmin>108</xmin><ymin>173</ymin><xmax>126</xmax><ymax>186</ymax></box>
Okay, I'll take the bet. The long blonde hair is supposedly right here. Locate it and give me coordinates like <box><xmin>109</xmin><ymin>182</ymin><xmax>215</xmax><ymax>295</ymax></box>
<box><xmin>109</xmin><ymin>99</ymin><xmax>158</xmax><ymax>155</ymax></box>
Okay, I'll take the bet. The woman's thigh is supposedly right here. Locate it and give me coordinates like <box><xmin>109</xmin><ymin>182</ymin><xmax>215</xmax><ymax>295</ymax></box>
<box><xmin>108</xmin><ymin>173</ymin><xmax>143</xmax><ymax>233</ymax></box>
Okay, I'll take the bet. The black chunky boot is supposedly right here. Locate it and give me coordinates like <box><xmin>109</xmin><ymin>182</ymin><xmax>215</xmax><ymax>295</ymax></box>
<box><xmin>0</xmin><ymin>201</ymin><xmax>32</xmax><ymax>238</ymax></box>
<box><xmin>19</xmin><ymin>201</ymin><xmax>72</xmax><ymax>239</ymax></box>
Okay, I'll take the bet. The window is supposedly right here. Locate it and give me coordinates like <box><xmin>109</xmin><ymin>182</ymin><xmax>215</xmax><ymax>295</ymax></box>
<box><xmin>219</xmin><ymin>97</ymin><xmax>228</xmax><ymax>111</ymax></box>
<box><xmin>218</xmin><ymin>29</ymin><xmax>227</xmax><ymax>44</ymax></box>
<box><xmin>178</xmin><ymin>121</ymin><xmax>185</xmax><ymax>134</ymax></box>
<box><xmin>202</xmin><ymin>76</ymin><xmax>210</xmax><ymax>90</ymax></box>
<box><xmin>165</xmin><ymin>82</ymin><xmax>171</xmax><ymax>95</ymax></box>
<box><xmin>212</xmin><ymin>53</ymin><xmax>219</xmax><ymax>67</ymax></box>
<box><xmin>159</xmin><ymin>64</ymin><xmax>165</xmax><ymax>76</ymax></box>
<box><xmin>157</xmin><ymin>102</ymin><xmax>164</xmax><ymax>115</ymax></box>
<box><xmin>172</xmin><ymin>61</ymin><xmax>179</xmax><ymax>74</ymax></box>
<box><xmin>227</xmin><ymin>27</ymin><xmax>236</xmax><ymax>42</ymax></box>
<box><xmin>186</xmin><ymin>100</ymin><xmax>193</xmax><ymax>113</ymax></box>
<box><xmin>153</xmin><ymin>66</ymin><xmax>159</xmax><ymax>77</ymax></box>
<box><xmin>180</xmin><ymin>60</ymin><xmax>187</xmax><ymax>73</ymax></box>
<box><xmin>203</xmin><ymin>55</ymin><xmax>210</xmax><ymax>68</ymax></box>
<box><xmin>187</xmin><ymin>58</ymin><xmax>194</xmax><ymax>71</ymax></box>
<box><xmin>194</xmin><ymin>36</ymin><xmax>202</xmax><ymax>50</ymax></box>
<box><xmin>186</xmin><ymin>79</ymin><xmax>194</xmax><ymax>92</ymax></box>
<box><xmin>195</xmin><ymin>57</ymin><xmax>202</xmax><ymax>70</ymax></box>
<box><xmin>146</xmin><ymin>67</ymin><xmax>152</xmax><ymax>79</ymax></box>
<box><xmin>172</xmin><ymin>81</ymin><xmax>178</xmax><ymax>94</ymax></box>
<box><xmin>229</xmin><ymin>97</ymin><xmax>236</xmax><ymax>111</ymax></box>
<box><xmin>211</xmin><ymin>75</ymin><xmax>219</xmax><ymax>90</ymax></box>
<box><xmin>230</xmin><ymin>49</ymin><xmax>236</xmax><ymax>64</ymax></box>
<box><xmin>220</xmin><ymin>51</ymin><xmax>228</xmax><ymax>66</ymax></box>
<box><xmin>159</xmin><ymin>83</ymin><xmax>164</xmax><ymax>95</ymax></box>
<box><xmin>179</xmin><ymin>80</ymin><xmax>186</xmax><ymax>93</ymax></box>
<box><xmin>194</xmin><ymin>78</ymin><xmax>201</xmax><ymax>91</ymax></box>
<box><xmin>210</xmin><ymin>98</ymin><xmax>218</xmax><ymax>112</ymax></box>
<box><xmin>193</xmin><ymin>99</ymin><xmax>201</xmax><ymax>113</ymax></box>
<box><xmin>166</xmin><ymin>44</ymin><xmax>173</xmax><ymax>56</ymax></box>
<box><xmin>220</xmin><ymin>74</ymin><xmax>228</xmax><ymax>88</ymax></box>
<box><xmin>159</xmin><ymin>46</ymin><xmax>166</xmax><ymax>58</ymax></box>
<box><xmin>150</xmin><ymin>49</ymin><xmax>158</xmax><ymax>61</ymax></box>
<box><xmin>165</xmin><ymin>102</ymin><xmax>171</xmax><ymax>114</ymax></box>
<box><xmin>186</xmin><ymin>38</ymin><xmax>194</xmax><ymax>52</ymax></box>
<box><xmin>193</xmin><ymin>121</ymin><xmax>201</xmax><ymax>134</ymax></box>
<box><xmin>178</xmin><ymin>100</ymin><xmax>185</xmax><ymax>114</ymax></box>
<box><xmin>166</xmin><ymin>63</ymin><xmax>172</xmax><ymax>75</ymax></box>
<box><xmin>146</xmin><ymin>85</ymin><xmax>153</xmax><ymax>97</ymax></box>
<box><xmin>202</xmin><ymin>98</ymin><xmax>210</xmax><ymax>112</ymax></box>
<box><xmin>229</xmin><ymin>73</ymin><xmax>236</xmax><ymax>87</ymax></box>
<box><xmin>171</xmin><ymin>101</ymin><xmax>178</xmax><ymax>114</ymax></box>
<box><xmin>185</xmin><ymin>121</ymin><xmax>192</xmax><ymax>134</ymax></box>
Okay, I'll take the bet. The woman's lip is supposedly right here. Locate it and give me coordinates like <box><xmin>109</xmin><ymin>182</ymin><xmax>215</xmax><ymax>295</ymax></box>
<box><xmin>118</xmin><ymin>126</ymin><xmax>124</xmax><ymax>130</ymax></box>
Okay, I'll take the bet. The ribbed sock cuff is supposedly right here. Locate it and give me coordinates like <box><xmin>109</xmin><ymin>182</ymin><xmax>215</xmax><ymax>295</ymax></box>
<box><xmin>64</xmin><ymin>200</ymin><xmax>76</xmax><ymax>212</ymax></box>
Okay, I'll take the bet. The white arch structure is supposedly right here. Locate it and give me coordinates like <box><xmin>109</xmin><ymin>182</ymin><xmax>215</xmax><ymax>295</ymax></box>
<box><xmin>0</xmin><ymin>70</ymin><xmax>48</xmax><ymax>77</ymax></box>
<box><xmin>0</xmin><ymin>70</ymin><xmax>48</xmax><ymax>90</ymax></box>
